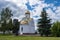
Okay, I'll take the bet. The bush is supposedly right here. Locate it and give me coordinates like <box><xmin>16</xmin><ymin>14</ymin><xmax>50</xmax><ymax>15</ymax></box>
<box><xmin>51</xmin><ymin>21</ymin><xmax>60</xmax><ymax>37</ymax></box>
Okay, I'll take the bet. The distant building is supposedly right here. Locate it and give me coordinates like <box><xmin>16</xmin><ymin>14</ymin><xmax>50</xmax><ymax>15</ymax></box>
<box><xmin>19</xmin><ymin>11</ymin><xmax>35</xmax><ymax>35</ymax></box>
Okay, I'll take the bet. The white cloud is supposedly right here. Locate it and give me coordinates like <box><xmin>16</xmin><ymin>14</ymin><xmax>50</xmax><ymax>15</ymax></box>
<box><xmin>1</xmin><ymin>0</ymin><xmax>60</xmax><ymax>22</ymax></box>
<box><xmin>5</xmin><ymin>0</ymin><xmax>27</xmax><ymax>9</ymax></box>
<box><xmin>29</xmin><ymin>0</ymin><xmax>39</xmax><ymax>5</ymax></box>
<box><xmin>55</xmin><ymin>7</ymin><xmax>60</xmax><ymax>13</ymax></box>
<box><xmin>53</xmin><ymin>7</ymin><xmax>56</xmax><ymax>10</ymax></box>
<box><xmin>46</xmin><ymin>8</ymin><xmax>56</xmax><ymax>19</ymax></box>
<box><xmin>46</xmin><ymin>7</ymin><xmax>60</xmax><ymax>22</ymax></box>
<box><xmin>0</xmin><ymin>0</ymin><xmax>60</xmax><ymax>30</ymax></box>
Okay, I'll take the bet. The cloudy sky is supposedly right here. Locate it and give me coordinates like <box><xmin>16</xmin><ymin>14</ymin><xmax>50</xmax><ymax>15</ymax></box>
<box><xmin>0</xmin><ymin>0</ymin><xmax>60</xmax><ymax>28</ymax></box>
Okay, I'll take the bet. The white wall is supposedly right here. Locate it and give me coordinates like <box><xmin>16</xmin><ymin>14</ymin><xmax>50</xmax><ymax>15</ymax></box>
<box><xmin>19</xmin><ymin>18</ymin><xmax>35</xmax><ymax>35</ymax></box>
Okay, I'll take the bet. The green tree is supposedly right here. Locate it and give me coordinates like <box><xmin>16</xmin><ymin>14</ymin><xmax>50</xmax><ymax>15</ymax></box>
<box><xmin>51</xmin><ymin>21</ymin><xmax>60</xmax><ymax>37</ymax></box>
<box><xmin>6</xmin><ymin>19</ymin><xmax>13</xmax><ymax>31</ymax></box>
<box><xmin>13</xmin><ymin>19</ymin><xmax>19</xmax><ymax>36</ymax></box>
<box><xmin>1</xmin><ymin>20</ymin><xmax>6</xmax><ymax>34</ymax></box>
<box><xmin>0</xmin><ymin>7</ymin><xmax>13</xmax><ymax>34</ymax></box>
<box><xmin>37</xmin><ymin>8</ymin><xmax>51</xmax><ymax>36</ymax></box>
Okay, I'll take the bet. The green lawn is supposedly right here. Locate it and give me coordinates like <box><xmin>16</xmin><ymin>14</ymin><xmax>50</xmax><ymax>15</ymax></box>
<box><xmin>0</xmin><ymin>35</ymin><xmax>60</xmax><ymax>40</ymax></box>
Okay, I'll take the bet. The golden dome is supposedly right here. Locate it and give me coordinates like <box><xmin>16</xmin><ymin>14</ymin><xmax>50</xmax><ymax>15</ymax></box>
<box><xmin>29</xmin><ymin>18</ymin><xmax>33</xmax><ymax>21</ymax></box>
<box><xmin>25</xmin><ymin>10</ymin><xmax>30</xmax><ymax>14</ymax></box>
<box><xmin>20</xmin><ymin>20</ymin><xmax>28</xmax><ymax>24</ymax></box>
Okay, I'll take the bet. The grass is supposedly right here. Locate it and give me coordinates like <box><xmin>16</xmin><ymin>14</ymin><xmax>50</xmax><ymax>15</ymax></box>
<box><xmin>0</xmin><ymin>35</ymin><xmax>60</xmax><ymax>40</ymax></box>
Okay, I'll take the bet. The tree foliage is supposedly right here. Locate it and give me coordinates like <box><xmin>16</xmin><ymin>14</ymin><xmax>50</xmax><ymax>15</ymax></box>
<box><xmin>37</xmin><ymin>8</ymin><xmax>51</xmax><ymax>36</ymax></box>
<box><xmin>0</xmin><ymin>7</ymin><xmax>13</xmax><ymax>34</ymax></box>
<box><xmin>6</xmin><ymin>19</ymin><xmax>13</xmax><ymax>31</ymax></box>
<box><xmin>13</xmin><ymin>19</ymin><xmax>19</xmax><ymax>36</ymax></box>
<box><xmin>51</xmin><ymin>21</ymin><xmax>60</xmax><ymax>37</ymax></box>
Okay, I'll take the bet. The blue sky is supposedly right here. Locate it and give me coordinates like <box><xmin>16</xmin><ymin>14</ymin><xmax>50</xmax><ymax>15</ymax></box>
<box><xmin>45</xmin><ymin>0</ymin><xmax>60</xmax><ymax>6</ymax></box>
<box><xmin>0</xmin><ymin>0</ymin><xmax>60</xmax><ymax>29</ymax></box>
<box><xmin>0</xmin><ymin>0</ymin><xmax>60</xmax><ymax>24</ymax></box>
<box><xmin>26</xmin><ymin>0</ymin><xmax>60</xmax><ymax>10</ymax></box>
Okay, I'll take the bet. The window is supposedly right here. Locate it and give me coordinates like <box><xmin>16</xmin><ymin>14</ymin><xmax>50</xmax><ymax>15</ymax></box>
<box><xmin>21</xmin><ymin>27</ymin><xmax>23</xmax><ymax>32</ymax></box>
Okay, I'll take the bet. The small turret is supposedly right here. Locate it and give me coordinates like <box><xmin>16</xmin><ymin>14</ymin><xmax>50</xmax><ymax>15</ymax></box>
<box><xmin>25</xmin><ymin>10</ymin><xmax>30</xmax><ymax>19</ymax></box>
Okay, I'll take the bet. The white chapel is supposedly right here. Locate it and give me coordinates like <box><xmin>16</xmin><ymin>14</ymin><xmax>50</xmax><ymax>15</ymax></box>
<box><xmin>19</xmin><ymin>11</ymin><xmax>35</xmax><ymax>35</ymax></box>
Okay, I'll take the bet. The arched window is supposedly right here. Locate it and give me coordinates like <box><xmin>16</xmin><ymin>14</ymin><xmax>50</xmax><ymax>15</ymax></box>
<box><xmin>21</xmin><ymin>27</ymin><xmax>23</xmax><ymax>32</ymax></box>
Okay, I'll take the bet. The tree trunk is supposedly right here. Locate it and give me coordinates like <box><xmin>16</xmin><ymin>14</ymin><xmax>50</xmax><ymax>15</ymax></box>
<box><xmin>45</xmin><ymin>34</ymin><xmax>48</xmax><ymax>37</ymax></box>
<box><xmin>40</xmin><ymin>33</ymin><xmax>43</xmax><ymax>36</ymax></box>
<box><xmin>3</xmin><ymin>31</ymin><xmax>5</xmax><ymax>34</ymax></box>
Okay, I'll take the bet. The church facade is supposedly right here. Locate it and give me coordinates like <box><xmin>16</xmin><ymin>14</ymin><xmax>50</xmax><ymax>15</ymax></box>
<box><xmin>19</xmin><ymin>11</ymin><xmax>35</xmax><ymax>35</ymax></box>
